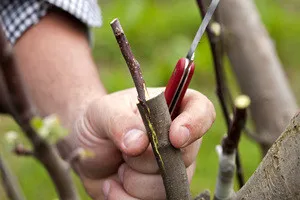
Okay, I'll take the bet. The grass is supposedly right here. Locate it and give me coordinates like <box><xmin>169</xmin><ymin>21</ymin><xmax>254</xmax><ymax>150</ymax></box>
<box><xmin>0</xmin><ymin>0</ymin><xmax>299</xmax><ymax>199</ymax></box>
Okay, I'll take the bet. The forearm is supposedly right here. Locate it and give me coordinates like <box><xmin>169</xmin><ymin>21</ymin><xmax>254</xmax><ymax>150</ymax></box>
<box><xmin>13</xmin><ymin>9</ymin><xmax>106</xmax><ymax>128</ymax></box>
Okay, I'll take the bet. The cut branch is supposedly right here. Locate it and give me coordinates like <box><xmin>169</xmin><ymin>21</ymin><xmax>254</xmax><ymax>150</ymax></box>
<box><xmin>0</xmin><ymin>24</ymin><xmax>79</xmax><ymax>200</ymax></box>
<box><xmin>110</xmin><ymin>18</ymin><xmax>149</xmax><ymax>101</ymax></box>
<box><xmin>111</xmin><ymin>18</ymin><xmax>191</xmax><ymax>200</ymax></box>
<box><xmin>222</xmin><ymin>95</ymin><xmax>250</xmax><ymax>155</ymax></box>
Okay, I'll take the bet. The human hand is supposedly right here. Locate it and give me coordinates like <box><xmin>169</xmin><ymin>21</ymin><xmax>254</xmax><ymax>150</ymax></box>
<box><xmin>70</xmin><ymin>88</ymin><xmax>215</xmax><ymax>200</ymax></box>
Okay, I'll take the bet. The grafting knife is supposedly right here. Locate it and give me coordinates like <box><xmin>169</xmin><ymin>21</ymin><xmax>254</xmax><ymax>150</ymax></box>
<box><xmin>165</xmin><ymin>0</ymin><xmax>220</xmax><ymax>119</ymax></box>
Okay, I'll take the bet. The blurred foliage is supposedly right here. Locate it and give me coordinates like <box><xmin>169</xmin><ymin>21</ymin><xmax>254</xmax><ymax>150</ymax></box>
<box><xmin>1</xmin><ymin>0</ymin><xmax>300</xmax><ymax>199</ymax></box>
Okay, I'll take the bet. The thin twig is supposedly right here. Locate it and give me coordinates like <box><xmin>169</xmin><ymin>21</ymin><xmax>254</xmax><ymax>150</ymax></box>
<box><xmin>195</xmin><ymin>0</ymin><xmax>245</xmax><ymax>187</ymax></box>
<box><xmin>194</xmin><ymin>189</ymin><xmax>211</xmax><ymax>200</ymax></box>
<box><xmin>0</xmin><ymin>24</ymin><xmax>79</xmax><ymax>200</ymax></box>
<box><xmin>0</xmin><ymin>154</ymin><xmax>25</xmax><ymax>200</ymax></box>
<box><xmin>196</xmin><ymin>0</ymin><xmax>231</xmax><ymax>129</ymax></box>
<box><xmin>110</xmin><ymin>18</ymin><xmax>149</xmax><ymax>101</ymax></box>
<box><xmin>13</xmin><ymin>144</ymin><xmax>34</xmax><ymax>156</ymax></box>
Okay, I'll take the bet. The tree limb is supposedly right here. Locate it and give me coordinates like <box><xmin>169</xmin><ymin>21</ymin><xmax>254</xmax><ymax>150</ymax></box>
<box><xmin>0</xmin><ymin>155</ymin><xmax>25</xmax><ymax>200</ymax></box>
<box><xmin>195</xmin><ymin>0</ymin><xmax>245</xmax><ymax>187</ymax></box>
<box><xmin>218</xmin><ymin>0</ymin><xmax>298</xmax><ymax>155</ymax></box>
<box><xmin>111</xmin><ymin>18</ymin><xmax>191</xmax><ymax>200</ymax></box>
<box><xmin>194</xmin><ymin>189</ymin><xmax>211</xmax><ymax>200</ymax></box>
<box><xmin>110</xmin><ymin>18</ymin><xmax>149</xmax><ymax>101</ymax></box>
<box><xmin>234</xmin><ymin>111</ymin><xmax>300</xmax><ymax>199</ymax></box>
<box><xmin>0</xmin><ymin>24</ymin><xmax>79</xmax><ymax>200</ymax></box>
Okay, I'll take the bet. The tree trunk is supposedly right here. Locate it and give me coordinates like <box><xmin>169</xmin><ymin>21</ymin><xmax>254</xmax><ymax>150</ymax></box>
<box><xmin>218</xmin><ymin>0</ymin><xmax>298</xmax><ymax>154</ymax></box>
<box><xmin>234</xmin><ymin>111</ymin><xmax>300</xmax><ymax>199</ymax></box>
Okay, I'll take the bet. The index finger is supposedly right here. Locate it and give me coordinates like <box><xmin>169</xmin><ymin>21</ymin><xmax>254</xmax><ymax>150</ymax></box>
<box><xmin>169</xmin><ymin>89</ymin><xmax>216</xmax><ymax>148</ymax></box>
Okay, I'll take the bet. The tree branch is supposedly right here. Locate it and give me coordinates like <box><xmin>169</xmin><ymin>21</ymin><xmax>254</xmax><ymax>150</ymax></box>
<box><xmin>218</xmin><ymin>0</ymin><xmax>298</xmax><ymax>155</ymax></box>
<box><xmin>0</xmin><ymin>24</ymin><xmax>79</xmax><ymax>200</ymax></box>
<box><xmin>234</xmin><ymin>111</ymin><xmax>300</xmax><ymax>199</ymax></box>
<box><xmin>195</xmin><ymin>0</ymin><xmax>245</xmax><ymax>188</ymax></box>
<box><xmin>111</xmin><ymin>18</ymin><xmax>191</xmax><ymax>200</ymax></box>
<box><xmin>196</xmin><ymin>0</ymin><xmax>232</xmax><ymax>129</ymax></box>
<box><xmin>110</xmin><ymin>18</ymin><xmax>149</xmax><ymax>101</ymax></box>
<box><xmin>13</xmin><ymin>144</ymin><xmax>34</xmax><ymax>156</ymax></box>
<box><xmin>222</xmin><ymin>96</ymin><xmax>250</xmax><ymax>155</ymax></box>
<box><xmin>0</xmin><ymin>155</ymin><xmax>25</xmax><ymax>200</ymax></box>
<box><xmin>194</xmin><ymin>190</ymin><xmax>211</xmax><ymax>200</ymax></box>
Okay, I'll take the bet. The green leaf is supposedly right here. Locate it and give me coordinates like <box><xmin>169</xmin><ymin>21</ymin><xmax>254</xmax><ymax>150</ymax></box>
<box><xmin>30</xmin><ymin>117</ymin><xmax>44</xmax><ymax>130</ymax></box>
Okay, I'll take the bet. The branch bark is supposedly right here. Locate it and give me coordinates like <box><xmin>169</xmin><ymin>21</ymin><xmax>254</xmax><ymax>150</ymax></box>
<box><xmin>0</xmin><ymin>155</ymin><xmax>25</xmax><ymax>200</ymax></box>
<box><xmin>218</xmin><ymin>0</ymin><xmax>298</xmax><ymax>154</ymax></box>
<box><xmin>138</xmin><ymin>94</ymin><xmax>191</xmax><ymax>200</ymax></box>
<box><xmin>234</xmin><ymin>111</ymin><xmax>300</xmax><ymax>199</ymax></box>
<box><xmin>0</xmin><ymin>24</ymin><xmax>79</xmax><ymax>200</ymax></box>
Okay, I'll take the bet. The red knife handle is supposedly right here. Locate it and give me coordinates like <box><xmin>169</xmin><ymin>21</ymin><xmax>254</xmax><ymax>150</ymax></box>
<box><xmin>165</xmin><ymin>58</ymin><xmax>195</xmax><ymax>119</ymax></box>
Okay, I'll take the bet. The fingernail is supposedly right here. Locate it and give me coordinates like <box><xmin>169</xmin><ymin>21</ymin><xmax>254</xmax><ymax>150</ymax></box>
<box><xmin>102</xmin><ymin>180</ymin><xmax>110</xmax><ymax>199</ymax></box>
<box><xmin>118</xmin><ymin>164</ymin><xmax>125</xmax><ymax>183</ymax></box>
<box><xmin>178</xmin><ymin>126</ymin><xmax>190</xmax><ymax>147</ymax></box>
<box><xmin>123</xmin><ymin>129</ymin><xmax>144</xmax><ymax>149</ymax></box>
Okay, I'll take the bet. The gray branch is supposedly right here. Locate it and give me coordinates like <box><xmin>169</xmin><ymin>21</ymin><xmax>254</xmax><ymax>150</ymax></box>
<box><xmin>0</xmin><ymin>155</ymin><xmax>25</xmax><ymax>200</ymax></box>
<box><xmin>218</xmin><ymin>0</ymin><xmax>298</xmax><ymax>154</ymax></box>
<box><xmin>234</xmin><ymin>111</ymin><xmax>300</xmax><ymax>199</ymax></box>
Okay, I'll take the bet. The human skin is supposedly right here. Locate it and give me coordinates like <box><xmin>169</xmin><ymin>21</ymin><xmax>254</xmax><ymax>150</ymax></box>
<box><xmin>13</xmin><ymin>9</ymin><xmax>216</xmax><ymax>200</ymax></box>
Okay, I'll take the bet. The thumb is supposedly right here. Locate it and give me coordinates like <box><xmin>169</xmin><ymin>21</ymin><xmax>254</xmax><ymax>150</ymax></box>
<box><xmin>84</xmin><ymin>93</ymin><xmax>149</xmax><ymax>156</ymax></box>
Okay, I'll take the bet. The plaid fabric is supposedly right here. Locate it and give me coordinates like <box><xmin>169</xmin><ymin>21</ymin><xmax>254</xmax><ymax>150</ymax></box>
<box><xmin>0</xmin><ymin>0</ymin><xmax>102</xmax><ymax>44</ymax></box>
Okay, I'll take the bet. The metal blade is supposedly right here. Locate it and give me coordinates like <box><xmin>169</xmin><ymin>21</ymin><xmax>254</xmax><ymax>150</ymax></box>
<box><xmin>186</xmin><ymin>0</ymin><xmax>220</xmax><ymax>60</ymax></box>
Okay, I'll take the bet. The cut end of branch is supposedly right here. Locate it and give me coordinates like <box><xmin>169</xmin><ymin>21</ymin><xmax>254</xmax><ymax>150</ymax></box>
<box><xmin>210</xmin><ymin>22</ymin><xmax>221</xmax><ymax>36</ymax></box>
<box><xmin>110</xmin><ymin>18</ymin><xmax>118</xmax><ymax>25</ymax></box>
<box><xmin>110</xmin><ymin>18</ymin><xmax>124</xmax><ymax>37</ymax></box>
<box><xmin>235</xmin><ymin>95</ymin><xmax>251</xmax><ymax>109</ymax></box>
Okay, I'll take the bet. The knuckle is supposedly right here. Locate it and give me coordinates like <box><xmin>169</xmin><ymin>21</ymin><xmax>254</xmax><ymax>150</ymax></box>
<box><xmin>207</xmin><ymin>99</ymin><xmax>216</xmax><ymax>122</ymax></box>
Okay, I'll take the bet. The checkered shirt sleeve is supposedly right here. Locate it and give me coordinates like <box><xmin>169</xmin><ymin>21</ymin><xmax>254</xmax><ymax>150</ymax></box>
<box><xmin>0</xmin><ymin>0</ymin><xmax>102</xmax><ymax>45</ymax></box>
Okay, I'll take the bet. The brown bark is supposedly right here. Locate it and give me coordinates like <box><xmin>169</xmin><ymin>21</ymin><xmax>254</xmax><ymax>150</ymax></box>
<box><xmin>218</xmin><ymin>0</ymin><xmax>298</xmax><ymax>154</ymax></box>
<box><xmin>234</xmin><ymin>111</ymin><xmax>300</xmax><ymax>199</ymax></box>
<box><xmin>0</xmin><ymin>155</ymin><xmax>25</xmax><ymax>200</ymax></box>
<box><xmin>138</xmin><ymin>93</ymin><xmax>191</xmax><ymax>200</ymax></box>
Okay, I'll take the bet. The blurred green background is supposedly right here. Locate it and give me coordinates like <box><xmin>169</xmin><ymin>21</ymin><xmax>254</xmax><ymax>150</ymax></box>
<box><xmin>1</xmin><ymin>0</ymin><xmax>300</xmax><ymax>199</ymax></box>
